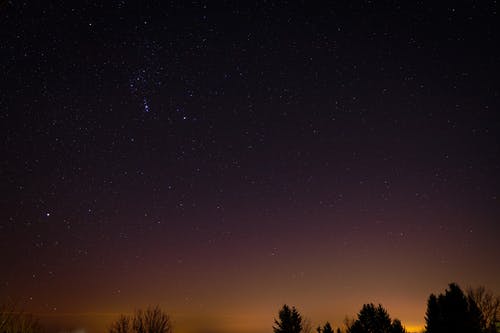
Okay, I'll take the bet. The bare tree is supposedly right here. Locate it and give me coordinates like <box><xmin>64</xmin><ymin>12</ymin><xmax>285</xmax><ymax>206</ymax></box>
<box><xmin>109</xmin><ymin>305</ymin><xmax>172</xmax><ymax>333</ymax></box>
<box><xmin>467</xmin><ymin>286</ymin><xmax>500</xmax><ymax>333</ymax></box>
<box><xmin>302</xmin><ymin>317</ymin><xmax>313</xmax><ymax>333</ymax></box>
<box><xmin>0</xmin><ymin>300</ymin><xmax>43</xmax><ymax>333</ymax></box>
<box><xmin>109</xmin><ymin>314</ymin><xmax>131</xmax><ymax>333</ymax></box>
<box><xmin>133</xmin><ymin>306</ymin><xmax>172</xmax><ymax>333</ymax></box>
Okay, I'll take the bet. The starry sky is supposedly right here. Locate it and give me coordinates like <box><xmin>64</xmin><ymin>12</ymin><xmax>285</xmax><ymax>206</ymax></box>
<box><xmin>1</xmin><ymin>1</ymin><xmax>499</xmax><ymax>333</ymax></box>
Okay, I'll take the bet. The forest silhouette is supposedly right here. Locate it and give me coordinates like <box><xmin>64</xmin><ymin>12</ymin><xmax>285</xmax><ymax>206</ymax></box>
<box><xmin>1</xmin><ymin>283</ymin><xmax>499</xmax><ymax>333</ymax></box>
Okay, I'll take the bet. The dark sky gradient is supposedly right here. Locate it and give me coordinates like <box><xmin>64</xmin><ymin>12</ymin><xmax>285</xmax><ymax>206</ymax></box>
<box><xmin>1</xmin><ymin>2</ymin><xmax>499</xmax><ymax>333</ymax></box>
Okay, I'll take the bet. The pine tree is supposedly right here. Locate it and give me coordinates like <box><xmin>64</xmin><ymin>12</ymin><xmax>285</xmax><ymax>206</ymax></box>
<box><xmin>391</xmin><ymin>319</ymin><xmax>405</xmax><ymax>333</ymax></box>
<box><xmin>322</xmin><ymin>322</ymin><xmax>334</xmax><ymax>333</ymax></box>
<box><xmin>425</xmin><ymin>294</ymin><xmax>441</xmax><ymax>333</ymax></box>
<box><xmin>273</xmin><ymin>305</ymin><xmax>303</xmax><ymax>333</ymax></box>
<box><xmin>347</xmin><ymin>303</ymin><xmax>405</xmax><ymax>333</ymax></box>
<box><xmin>424</xmin><ymin>283</ymin><xmax>483</xmax><ymax>333</ymax></box>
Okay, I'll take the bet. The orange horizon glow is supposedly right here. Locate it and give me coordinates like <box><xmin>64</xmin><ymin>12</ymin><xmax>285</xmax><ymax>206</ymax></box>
<box><xmin>34</xmin><ymin>303</ymin><xmax>427</xmax><ymax>333</ymax></box>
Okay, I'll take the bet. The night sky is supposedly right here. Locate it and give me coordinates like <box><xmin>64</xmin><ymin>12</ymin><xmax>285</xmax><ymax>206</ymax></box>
<box><xmin>1</xmin><ymin>1</ymin><xmax>499</xmax><ymax>333</ymax></box>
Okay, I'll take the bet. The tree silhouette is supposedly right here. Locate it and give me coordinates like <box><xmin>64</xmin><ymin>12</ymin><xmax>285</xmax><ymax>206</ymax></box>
<box><xmin>302</xmin><ymin>317</ymin><xmax>313</xmax><ymax>333</ymax></box>
<box><xmin>109</xmin><ymin>315</ymin><xmax>131</xmax><ymax>333</ymax></box>
<box><xmin>317</xmin><ymin>322</ymin><xmax>334</xmax><ymax>333</ymax></box>
<box><xmin>391</xmin><ymin>319</ymin><xmax>405</xmax><ymax>333</ymax></box>
<box><xmin>425</xmin><ymin>283</ymin><xmax>482</xmax><ymax>333</ymax></box>
<box><xmin>273</xmin><ymin>304</ymin><xmax>303</xmax><ymax>333</ymax></box>
<box><xmin>347</xmin><ymin>303</ymin><xmax>406</xmax><ymax>333</ymax></box>
<box><xmin>109</xmin><ymin>305</ymin><xmax>172</xmax><ymax>333</ymax></box>
<box><xmin>0</xmin><ymin>300</ymin><xmax>44</xmax><ymax>333</ymax></box>
<box><xmin>425</xmin><ymin>294</ymin><xmax>442</xmax><ymax>333</ymax></box>
<box><xmin>467</xmin><ymin>286</ymin><xmax>500</xmax><ymax>333</ymax></box>
<box><xmin>322</xmin><ymin>322</ymin><xmax>334</xmax><ymax>333</ymax></box>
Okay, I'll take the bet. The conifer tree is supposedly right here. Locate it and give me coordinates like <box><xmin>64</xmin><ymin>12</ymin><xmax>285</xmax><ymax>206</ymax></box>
<box><xmin>425</xmin><ymin>283</ymin><xmax>482</xmax><ymax>333</ymax></box>
<box><xmin>322</xmin><ymin>322</ymin><xmax>334</xmax><ymax>333</ymax></box>
<box><xmin>274</xmin><ymin>305</ymin><xmax>303</xmax><ymax>333</ymax></box>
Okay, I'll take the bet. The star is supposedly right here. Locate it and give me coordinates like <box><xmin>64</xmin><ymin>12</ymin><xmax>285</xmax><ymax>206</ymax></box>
<box><xmin>143</xmin><ymin>97</ymin><xmax>150</xmax><ymax>113</ymax></box>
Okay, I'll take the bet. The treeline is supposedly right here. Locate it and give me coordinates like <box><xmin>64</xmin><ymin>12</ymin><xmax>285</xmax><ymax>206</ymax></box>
<box><xmin>1</xmin><ymin>283</ymin><xmax>499</xmax><ymax>333</ymax></box>
<box><xmin>272</xmin><ymin>283</ymin><xmax>500</xmax><ymax>333</ymax></box>
<box><xmin>0</xmin><ymin>301</ymin><xmax>43</xmax><ymax>333</ymax></box>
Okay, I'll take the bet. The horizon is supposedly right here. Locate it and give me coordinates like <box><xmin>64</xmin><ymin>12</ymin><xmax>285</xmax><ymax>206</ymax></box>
<box><xmin>8</xmin><ymin>279</ymin><xmax>496</xmax><ymax>333</ymax></box>
<box><xmin>32</xmin><ymin>307</ymin><xmax>426</xmax><ymax>333</ymax></box>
